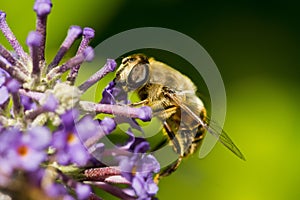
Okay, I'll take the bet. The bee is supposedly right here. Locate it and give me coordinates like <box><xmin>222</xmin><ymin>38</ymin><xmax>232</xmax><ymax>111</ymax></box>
<box><xmin>114</xmin><ymin>54</ymin><xmax>245</xmax><ymax>180</ymax></box>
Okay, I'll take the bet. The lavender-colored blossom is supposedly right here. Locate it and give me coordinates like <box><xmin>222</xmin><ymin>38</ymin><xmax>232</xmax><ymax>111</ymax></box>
<box><xmin>101</xmin><ymin>81</ymin><xmax>128</xmax><ymax>104</ymax></box>
<box><xmin>0</xmin><ymin>127</ymin><xmax>50</xmax><ymax>174</ymax></box>
<box><xmin>76</xmin><ymin>183</ymin><xmax>91</xmax><ymax>200</ymax></box>
<box><xmin>98</xmin><ymin>77</ymin><xmax>160</xmax><ymax>199</ymax></box>
<box><xmin>45</xmin><ymin>182</ymin><xmax>68</xmax><ymax>198</ymax></box>
<box><xmin>119</xmin><ymin>153</ymin><xmax>160</xmax><ymax>199</ymax></box>
<box><xmin>0</xmin><ymin>0</ymin><xmax>162</xmax><ymax>199</ymax></box>
<box><xmin>101</xmin><ymin>81</ymin><xmax>151</xmax><ymax>134</ymax></box>
<box><xmin>0</xmin><ymin>86</ymin><xmax>9</xmax><ymax>105</ymax></box>
<box><xmin>52</xmin><ymin>110</ymin><xmax>91</xmax><ymax>166</ymax></box>
<box><xmin>26</xmin><ymin>31</ymin><xmax>42</xmax><ymax>47</ymax></box>
<box><xmin>0</xmin><ymin>69</ymin><xmax>19</xmax><ymax>105</ymax></box>
<box><xmin>98</xmin><ymin>117</ymin><xmax>116</xmax><ymax>135</ymax></box>
<box><xmin>118</xmin><ymin>136</ymin><xmax>160</xmax><ymax>199</ymax></box>
<box><xmin>20</xmin><ymin>95</ymin><xmax>37</xmax><ymax>110</ymax></box>
<box><xmin>52</xmin><ymin>109</ymin><xmax>115</xmax><ymax>166</ymax></box>
<box><xmin>34</xmin><ymin>0</ymin><xmax>52</xmax><ymax>17</ymax></box>
<box><xmin>5</xmin><ymin>78</ymin><xmax>19</xmax><ymax>93</ymax></box>
<box><xmin>12</xmin><ymin>127</ymin><xmax>50</xmax><ymax>171</ymax></box>
<box><xmin>0</xmin><ymin>129</ymin><xmax>16</xmax><ymax>185</ymax></box>
<box><xmin>0</xmin><ymin>68</ymin><xmax>8</xmax><ymax>85</ymax></box>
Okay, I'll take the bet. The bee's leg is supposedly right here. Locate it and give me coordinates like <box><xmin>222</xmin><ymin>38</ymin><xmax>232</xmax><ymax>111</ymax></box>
<box><xmin>129</xmin><ymin>99</ymin><xmax>149</xmax><ymax>106</ymax></box>
<box><xmin>154</xmin><ymin>121</ymin><xmax>183</xmax><ymax>183</ymax></box>
<box><xmin>152</xmin><ymin>106</ymin><xmax>177</xmax><ymax>119</ymax></box>
<box><xmin>154</xmin><ymin>157</ymin><xmax>182</xmax><ymax>183</ymax></box>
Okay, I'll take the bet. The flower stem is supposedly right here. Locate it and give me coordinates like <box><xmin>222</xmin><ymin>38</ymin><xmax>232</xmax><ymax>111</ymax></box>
<box><xmin>11</xmin><ymin>93</ymin><xmax>23</xmax><ymax>117</ymax></box>
<box><xmin>25</xmin><ymin>107</ymin><xmax>44</xmax><ymax>121</ymax></box>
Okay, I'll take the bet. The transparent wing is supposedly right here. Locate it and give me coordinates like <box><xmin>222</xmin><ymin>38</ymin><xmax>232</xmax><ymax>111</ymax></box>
<box><xmin>165</xmin><ymin>92</ymin><xmax>245</xmax><ymax>160</ymax></box>
<box><xmin>203</xmin><ymin>119</ymin><xmax>245</xmax><ymax>160</ymax></box>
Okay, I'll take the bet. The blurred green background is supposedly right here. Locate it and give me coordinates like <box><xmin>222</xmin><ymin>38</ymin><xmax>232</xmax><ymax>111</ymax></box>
<box><xmin>1</xmin><ymin>0</ymin><xmax>300</xmax><ymax>199</ymax></box>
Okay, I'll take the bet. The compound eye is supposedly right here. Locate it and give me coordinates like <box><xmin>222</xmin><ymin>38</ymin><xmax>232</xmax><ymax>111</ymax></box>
<box><xmin>128</xmin><ymin>57</ymin><xmax>136</xmax><ymax>62</ymax></box>
<box><xmin>122</xmin><ymin>57</ymin><xmax>136</xmax><ymax>65</ymax></box>
<box><xmin>127</xmin><ymin>63</ymin><xmax>149</xmax><ymax>89</ymax></box>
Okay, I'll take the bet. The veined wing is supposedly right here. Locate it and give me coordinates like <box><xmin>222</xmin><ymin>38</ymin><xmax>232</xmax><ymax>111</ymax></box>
<box><xmin>203</xmin><ymin>118</ymin><xmax>245</xmax><ymax>160</ymax></box>
<box><xmin>165</xmin><ymin>92</ymin><xmax>246</xmax><ymax>160</ymax></box>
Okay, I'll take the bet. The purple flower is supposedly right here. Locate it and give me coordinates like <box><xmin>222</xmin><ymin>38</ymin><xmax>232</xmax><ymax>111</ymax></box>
<box><xmin>45</xmin><ymin>182</ymin><xmax>68</xmax><ymax>198</ymax></box>
<box><xmin>0</xmin><ymin>127</ymin><xmax>51</xmax><ymax>176</ymax></box>
<box><xmin>98</xmin><ymin>117</ymin><xmax>116</xmax><ymax>135</ymax></box>
<box><xmin>132</xmin><ymin>173</ymin><xmax>159</xmax><ymax>200</ymax></box>
<box><xmin>52</xmin><ymin>110</ymin><xmax>90</xmax><ymax>166</ymax></box>
<box><xmin>0</xmin><ymin>69</ymin><xmax>20</xmax><ymax>105</ymax></box>
<box><xmin>120</xmin><ymin>154</ymin><xmax>160</xmax><ymax>199</ymax></box>
<box><xmin>0</xmin><ymin>69</ymin><xmax>7</xmax><ymax>85</ymax></box>
<box><xmin>76</xmin><ymin>183</ymin><xmax>91</xmax><ymax>200</ymax></box>
<box><xmin>0</xmin><ymin>0</ymin><xmax>161</xmax><ymax>199</ymax></box>
<box><xmin>20</xmin><ymin>95</ymin><xmax>37</xmax><ymax>110</ymax></box>
<box><xmin>52</xmin><ymin>109</ymin><xmax>115</xmax><ymax>166</ymax></box>
<box><xmin>101</xmin><ymin>81</ymin><xmax>128</xmax><ymax>104</ymax></box>
<box><xmin>12</xmin><ymin>127</ymin><xmax>50</xmax><ymax>171</ymax></box>
<box><xmin>119</xmin><ymin>138</ymin><xmax>160</xmax><ymax>199</ymax></box>
<box><xmin>101</xmin><ymin>81</ymin><xmax>152</xmax><ymax>134</ymax></box>
<box><xmin>0</xmin><ymin>129</ymin><xmax>16</xmax><ymax>185</ymax></box>
<box><xmin>0</xmin><ymin>86</ymin><xmax>9</xmax><ymax>105</ymax></box>
<box><xmin>5</xmin><ymin>78</ymin><xmax>19</xmax><ymax>93</ymax></box>
<box><xmin>98</xmin><ymin>76</ymin><xmax>159</xmax><ymax>199</ymax></box>
<box><xmin>34</xmin><ymin>0</ymin><xmax>52</xmax><ymax>17</ymax></box>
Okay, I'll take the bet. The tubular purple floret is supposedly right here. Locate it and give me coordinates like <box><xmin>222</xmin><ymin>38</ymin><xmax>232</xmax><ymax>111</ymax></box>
<box><xmin>48</xmin><ymin>26</ymin><xmax>82</xmax><ymax>70</ymax></box>
<box><xmin>26</xmin><ymin>31</ymin><xmax>42</xmax><ymax>47</ymax></box>
<box><xmin>78</xmin><ymin>59</ymin><xmax>117</xmax><ymax>92</ymax></box>
<box><xmin>46</xmin><ymin>47</ymin><xmax>94</xmax><ymax>80</ymax></box>
<box><xmin>0</xmin><ymin>11</ymin><xmax>29</xmax><ymax>62</ymax></box>
<box><xmin>0</xmin><ymin>2</ymin><xmax>161</xmax><ymax>199</ymax></box>
<box><xmin>0</xmin><ymin>59</ymin><xmax>28</xmax><ymax>83</ymax></box>
<box><xmin>0</xmin><ymin>11</ymin><xmax>6</xmax><ymax>21</ymax></box>
<box><xmin>83</xmin><ymin>27</ymin><xmax>95</xmax><ymax>39</ymax></box>
<box><xmin>66</xmin><ymin>26</ymin><xmax>82</xmax><ymax>43</ymax></box>
<box><xmin>66</xmin><ymin>27</ymin><xmax>95</xmax><ymax>85</ymax></box>
<box><xmin>100</xmin><ymin>117</ymin><xmax>116</xmax><ymax>135</ymax></box>
<box><xmin>83</xmin><ymin>46</ymin><xmax>94</xmax><ymax>62</ymax></box>
<box><xmin>0</xmin><ymin>45</ymin><xmax>29</xmax><ymax>76</ymax></box>
<box><xmin>137</xmin><ymin>106</ymin><xmax>152</xmax><ymax>122</ymax></box>
<box><xmin>79</xmin><ymin>102</ymin><xmax>151</xmax><ymax>122</ymax></box>
<box><xmin>34</xmin><ymin>0</ymin><xmax>51</xmax><ymax>64</ymax></box>
<box><xmin>77</xmin><ymin>28</ymin><xmax>94</xmax><ymax>55</ymax></box>
<box><xmin>6</xmin><ymin>79</ymin><xmax>20</xmax><ymax>94</ymax></box>
<box><xmin>61</xmin><ymin>46</ymin><xmax>94</xmax><ymax>68</ymax></box>
<box><xmin>105</xmin><ymin>59</ymin><xmax>117</xmax><ymax>72</ymax></box>
<box><xmin>34</xmin><ymin>0</ymin><xmax>52</xmax><ymax>17</ymax></box>
<box><xmin>27</xmin><ymin>31</ymin><xmax>42</xmax><ymax>77</ymax></box>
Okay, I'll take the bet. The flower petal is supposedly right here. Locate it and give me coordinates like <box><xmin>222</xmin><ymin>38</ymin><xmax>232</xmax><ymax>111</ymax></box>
<box><xmin>27</xmin><ymin>126</ymin><xmax>51</xmax><ymax>149</ymax></box>
<box><xmin>0</xmin><ymin>87</ymin><xmax>9</xmax><ymax>105</ymax></box>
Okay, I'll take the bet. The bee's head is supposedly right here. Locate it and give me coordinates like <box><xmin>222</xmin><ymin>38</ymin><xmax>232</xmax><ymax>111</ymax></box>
<box><xmin>114</xmin><ymin>54</ymin><xmax>150</xmax><ymax>91</ymax></box>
